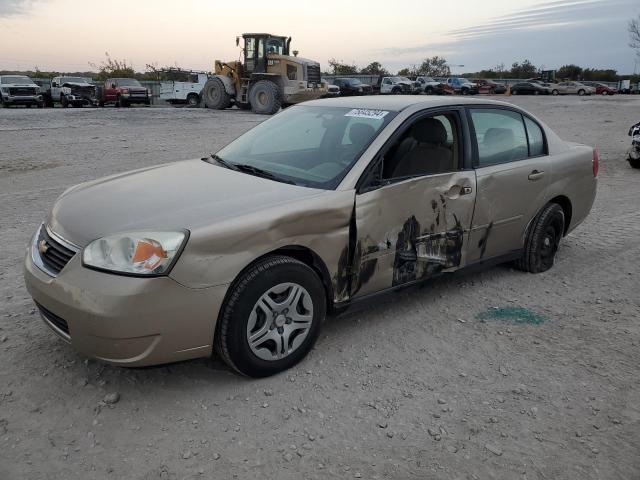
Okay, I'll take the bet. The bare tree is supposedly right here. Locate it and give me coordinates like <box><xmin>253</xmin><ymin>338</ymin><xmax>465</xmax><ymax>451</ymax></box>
<box><xmin>630</xmin><ymin>15</ymin><xmax>640</xmax><ymax>59</ymax></box>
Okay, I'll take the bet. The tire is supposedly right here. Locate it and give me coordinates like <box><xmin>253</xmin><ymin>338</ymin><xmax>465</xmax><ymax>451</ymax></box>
<box><xmin>202</xmin><ymin>77</ymin><xmax>232</xmax><ymax>110</ymax></box>
<box><xmin>461</xmin><ymin>88</ymin><xmax>468</xmax><ymax>95</ymax></box>
<box><xmin>515</xmin><ymin>203</ymin><xmax>565</xmax><ymax>273</ymax></box>
<box><xmin>425</xmin><ymin>87</ymin><xmax>433</xmax><ymax>95</ymax></box>
<box><xmin>391</xmin><ymin>87</ymin><xmax>402</xmax><ymax>95</ymax></box>
<box><xmin>249</xmin><ymin>80</ymin><xmax>281</xmax><ymax>115</ymax></box>
<box><xmin>578</xmin><ymin>89</ymin><xmax>585</xmax><ymax>96</ymax></box>
<box><xmin>99</xmin><ymin>101</ymin><xmax>105</xmax><ymax>107</ymax></box>
<box><xmin>552</xmin><ymin>90</ymin><xmax>559</xmax><ymax>96</ymax></box>
<box><xmin>534</xmin><ymin>90</ymin><xmax>539</xmax><ymax>95</ymax></box>
<box><xmin>215</xmin><ymin>255</ymin><xmax>326</xmax><ymax>377</ymax></box>
<box><xmin>236</xmin><ymin>102</ymin><xmax>251</xmax><ymax>110</ymax></box>
<box><xmin>512</xmin><ymin>89</ymin><xmax>518</xmax><ymax>95</ymax></box>
<box><xmin>61</xmin><ymin>96</ymin><xmax>69</xmax><ymax>108</ymax></box>
<box><xmin>186</xmin><ymin>93</ymin><xmax>199</xmax><ymax>107</ymax></box>
<box><xmin>629</xmin><ymin>158</ymin><xmax>640</xmax><ymax>169</ymax></box>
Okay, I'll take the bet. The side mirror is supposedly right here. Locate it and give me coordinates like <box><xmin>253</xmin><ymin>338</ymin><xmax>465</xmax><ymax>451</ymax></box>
<box><xmin>52</xmin><ymin>82</ymin><xmax>58</xmax><ymax>87</ymax></box>
<box><xmin>236</xmin><ymin>36</ymin><xmax>240</xmax><ymax>47</ymax></box>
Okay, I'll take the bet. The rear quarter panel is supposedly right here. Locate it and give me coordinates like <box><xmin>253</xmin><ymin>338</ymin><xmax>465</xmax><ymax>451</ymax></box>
<box><xmin>548</xmin><ymin>143</ymin><xmax>597</xmax><ymax>233</ymax></box>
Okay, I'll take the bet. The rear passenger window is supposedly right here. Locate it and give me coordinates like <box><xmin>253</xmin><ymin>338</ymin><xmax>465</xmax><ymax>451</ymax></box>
<box><xmin>470</xmin><ymin>109</ymin><xmax>528</xmax><ymax>166</ymax></box>
<box><xmin>524</xmin><ymin>116</ymin><xmax>546</xmax><ymax>156</ymax></box>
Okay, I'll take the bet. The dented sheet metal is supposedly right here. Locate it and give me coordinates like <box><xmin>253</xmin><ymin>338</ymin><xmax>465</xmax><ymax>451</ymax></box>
<box><xmin>350</xmin><ymin>172</ymin><xmax>476</xmax><ymax>298</ymax></box>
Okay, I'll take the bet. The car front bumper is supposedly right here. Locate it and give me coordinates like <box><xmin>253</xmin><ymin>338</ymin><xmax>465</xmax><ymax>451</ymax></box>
<box><xmin>24</xmin><ymin>228</ymin><xmax>228</xmax><ymax>366</ymax></box>
<box><xmin>2</xmin><ymin>94</ymin><xmax>43</xmax><ymax>105</ymax></box>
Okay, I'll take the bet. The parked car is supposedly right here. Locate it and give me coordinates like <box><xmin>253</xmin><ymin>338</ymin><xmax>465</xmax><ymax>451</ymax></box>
<box><xmin>415</xmin><ymin>76</ymin><xmax>445</xmax><ymax>95</ymax></box>
<box><xmin>510</xmin><ymin>82</ymin><xmax>551</xmax><ymax>95</ymax></box>
<box><xmin>443</xmin><ymin>78</ymin><xmax>478</xmax><ymax>95</ymax></box>
<box><xmin>627</xmin><ymin>121</ymin><xmax>640</xmax><ymax>168</ymax></box>
<box><xmin>25</xmin><ymin>97</ymin><xmax>597</xmax><ymax>377</ymax></box>
<box><xmin>160</xmin><ymin>72</ymin><xmax>209</xmax><ymax>106</ymax></box>
<box><xmin>378</xmin><ymin>76</ymin><xmax>413</xmax><ymax>94</ymax></box>
<box><xmin>594</xmin><ymin>83</ymin><xmax>617</xmax><ymax>95</ymax></box>
<box><xmin>552</xmin><ymin>81</ymin><xmax>595</xmax><ymax>96</ymax></box>
<box><xmin>332</xmin><ymin>78</ymin><xmax>372</xmax><ymax>96</ymax></box>
<box><xmin>473</xmin><ymin>79</ymin><xmax>507</xmax><ymax>94</ymax></box>
<box><xmin>99</xmin><ymin>78</ymin><xmax>151</xmax><ymax>107</ymax></box>
<box><xmin>0</xmin><ymin>75</ymin><xmax>43</xmax><ymax>107</ymax></box>
<box><xmin>321</xmin><ymin>80</ymin><xmax>340</xmax><ymax>97</ymax></box>
<box><xmin>44</xmin><ymin>76</ymin><xmax>99</xmax><ymax>108</ymax></box>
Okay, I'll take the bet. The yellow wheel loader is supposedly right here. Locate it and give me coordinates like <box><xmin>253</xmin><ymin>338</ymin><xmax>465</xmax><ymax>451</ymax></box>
<box><xmin>202</xmin><ymin>33</ymin><xmax>327</xmax><ymax>115</ymax></box>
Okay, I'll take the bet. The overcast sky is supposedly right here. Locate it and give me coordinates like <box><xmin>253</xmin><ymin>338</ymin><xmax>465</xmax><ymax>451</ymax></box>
<box><xmin>0</xmin><ymin>0</ymin><xmax>638</xmax><ymax>74</ymax></box>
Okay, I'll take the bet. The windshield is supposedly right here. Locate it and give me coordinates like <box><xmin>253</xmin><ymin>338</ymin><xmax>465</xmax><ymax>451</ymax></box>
<box><xmin>116</xmin><ymin>78</ymin><xmax>142</xmax><ymax>86</ymax></box>
<box><xmin>61</xmin><ymin>77</ymin><xmax>88</xmax><ymax>84</ymax></box>
<box><xmin>398</xmin><ymin>77</ymin><xmax>411</xmax><ymax>82</ymax></box>
<box><xmin>1</xmin><ymin>76</ymin><xmax>33</xmax><ymax>84</ymax></box>
<box><xmin>349</xmin><ymin>79</ymin><xmax>362</xmax><ymax>85</ymax></box>
<box><xmin>211</xmin><ymin>106</ymin><xmax>397</xmax><ymax>189</ymax></box>
<box><xmin>457</xmin><ymin>78</ymin><xmax>468</xmax><ymax>83</ymax></box>
<box><xmin>265</xmin><ymin>37</ymin><xmax>285</xmax><ymax>54</ymax></box>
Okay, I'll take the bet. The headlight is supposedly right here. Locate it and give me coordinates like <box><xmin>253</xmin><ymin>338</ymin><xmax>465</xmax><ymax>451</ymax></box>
<box><xmin>83</xmin><ymin>231</ymin><xmax>187</xmax><ymax>276</ymax></box>
<box><xmin>1</xmin><ymin>87</ymin><xmax>9</xmax><ymax>93</ymax></box>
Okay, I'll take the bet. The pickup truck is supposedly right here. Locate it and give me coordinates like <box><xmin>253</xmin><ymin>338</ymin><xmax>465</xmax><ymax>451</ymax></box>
<box><xmin>160</xmin><ymin>72</ymin><xmax>209</xmax><ymax>106</ymax></box>
<box><xmin>443</xmin><ymin>77</ymin><xmax>478</xmax><ymax>95</ymax></box>
<box><xmin>0</xmin><ymin>75</ymin><xmax>43</xmax><ymax>107</ymax></box>
<box><xmin>99</xmin><ymin>78</ymin><xmax>151</xmax><ymax>107</ymax></box>
<box><xmin>415</xmin><ymin>76</ymin><xmax>445</xmax><ymax>95</ymax></box>
<box><xmin>44</xmin><ymin>76</ymin><xmax>99</xmax><ymax>107</ymax></box>
<box><xmin>378</xmin><ymin>76</ymin><xmax>415</xmax><ymax>95</ymax></box>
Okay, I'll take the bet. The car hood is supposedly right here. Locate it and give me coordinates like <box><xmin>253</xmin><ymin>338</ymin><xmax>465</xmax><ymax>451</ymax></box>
<box><xmin>63</xmin><ymin>82</ymin><xmax>94</xmax><ymax>88</ymax></box>
<box><xmin>48</xmin><ymin>159</ymin><xmax>326</xmax><ymax>246</ymax></box>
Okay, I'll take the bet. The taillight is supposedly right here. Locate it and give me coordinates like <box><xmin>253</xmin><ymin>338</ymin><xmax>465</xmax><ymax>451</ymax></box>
<box><xmin>592</xmin><ymin>148</ymin><xmax>599</xmax><ymax>177</ymax></box>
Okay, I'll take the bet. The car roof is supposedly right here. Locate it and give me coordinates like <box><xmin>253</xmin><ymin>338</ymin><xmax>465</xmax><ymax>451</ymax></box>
<box><xmin>303</xmin><ymin>96</ymin><xmax>516</xmax><ymax>112</ymax></box>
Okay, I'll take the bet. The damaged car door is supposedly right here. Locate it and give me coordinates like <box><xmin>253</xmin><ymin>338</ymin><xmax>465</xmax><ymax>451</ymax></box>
<box><xmin>465</xmin><ymin>107</ymin><xmax>551</xmax><ymax>262</ymax></box>
<box><xmin>350</xmin><ymin>109</ymin><xmax>476</xmax><ymax>298</ymax></box>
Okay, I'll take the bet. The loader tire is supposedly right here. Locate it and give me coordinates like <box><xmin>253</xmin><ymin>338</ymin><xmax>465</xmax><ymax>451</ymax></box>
<box><xmin>250</xmin><ymin>80</ymin><xmax>281</xmax><ymax>115</ymax></box>
<box><xmin>202</xmin><ymin>77</ymin><xmax>231</xmax><ymax>110</ymax></box>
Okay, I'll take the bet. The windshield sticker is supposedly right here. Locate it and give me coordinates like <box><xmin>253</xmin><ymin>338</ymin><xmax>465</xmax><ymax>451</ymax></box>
<box><xmin>345</xmin><ymin>109</ymin><xmax>389</xmax><ymax>120</ymax></box>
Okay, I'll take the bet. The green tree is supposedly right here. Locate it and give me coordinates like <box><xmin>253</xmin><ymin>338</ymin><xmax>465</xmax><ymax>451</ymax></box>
<box><xmin>360</xmin><ymin>61</ymin><xmax>389</xmax><ymax>76</ymax></box>
<box><xmin>327</xmin><ymin>58</ymin><xmax>359</xmax><ymax>75</ymax></box>
<box><xmin>415</xmin><ymin>56</ymin><xmax>450</xmax><ymax>77</ymax></box>
<box><xmin>89</xmin><ymin>52</ymin><xmax>136</xmax><ymax>81</ymax></box>
<box><xmin>556</xmin><ymin>64</ymin><xmax>583</xmax><ymax>80</ymax></box>
<box><xmin>509</xmin><ymin>60</ymin><xmax>538</xmax><ymax>79</ymax></box>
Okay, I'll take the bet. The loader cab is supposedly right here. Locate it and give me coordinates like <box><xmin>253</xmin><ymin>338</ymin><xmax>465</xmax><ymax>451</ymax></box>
<box><xmin>240</xmin><ymin>33</ymin><xmax>291</xmax><ymax>75</ymax></box>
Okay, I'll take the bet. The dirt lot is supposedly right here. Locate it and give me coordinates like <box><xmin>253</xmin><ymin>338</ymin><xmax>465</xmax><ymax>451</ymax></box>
<box><xmin>1</xmin><ymin>97</ymin><xmax>639</xmax><ymax>480</ymax></box>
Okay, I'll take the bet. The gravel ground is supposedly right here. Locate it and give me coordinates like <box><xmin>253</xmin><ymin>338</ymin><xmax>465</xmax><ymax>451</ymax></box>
<box><xmin>1</xmin><ymin>97</ymin><xmax>639</xmax><ymax>480</ymax></box>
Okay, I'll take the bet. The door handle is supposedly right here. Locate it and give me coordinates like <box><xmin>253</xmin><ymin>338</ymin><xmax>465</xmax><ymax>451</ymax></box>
<box><xmin>528</xmin><ymin>170</ymin><xmax>545</xmax><ymax>181</ymax></box>
<box><xmin>461</xmin><ymin>186</ymin><xmax>473</xmax><ymax>195</ymax></box>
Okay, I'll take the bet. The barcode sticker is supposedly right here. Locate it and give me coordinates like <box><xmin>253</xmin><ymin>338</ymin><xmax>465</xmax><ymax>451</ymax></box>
<box><xmin>344</xmin><ymin>109</ymin><xmax>389</xmax><ymax>120</ymax></box>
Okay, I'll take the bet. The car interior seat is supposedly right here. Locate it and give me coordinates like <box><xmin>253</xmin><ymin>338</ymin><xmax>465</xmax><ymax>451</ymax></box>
<box><xmin>390</xmin><ymin>118</ymin><xmax>453</xmax><ymax>178</ymax></box>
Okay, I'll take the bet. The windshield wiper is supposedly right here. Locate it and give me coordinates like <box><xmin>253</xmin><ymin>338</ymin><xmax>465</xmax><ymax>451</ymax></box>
<box><xmin>209</xmin><ymin>154</ymin><xmax>239</xmax><ymax>171</ymax></box>
<box><xmin>233</xmin><ymin>163</ymin><xmax>296</xmax><ymax>185</ymax></box>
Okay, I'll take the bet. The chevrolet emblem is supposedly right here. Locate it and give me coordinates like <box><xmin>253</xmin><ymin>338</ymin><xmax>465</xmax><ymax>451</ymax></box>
<box><xmin>38</xmin><ymin>239</ymin><xmax>49</xmax><ymax>254</ymax></box>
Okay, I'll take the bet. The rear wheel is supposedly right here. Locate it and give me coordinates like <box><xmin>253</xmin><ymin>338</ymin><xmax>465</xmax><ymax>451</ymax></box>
<box><xmin>215</xmin><ymin>256</ymin><xmax>325</xmax><ymax>377</ymax></box>
<box><xmin>629</xmin><ymin>158</ymin><xmax>640</xmax><ymax>168</ymax></box>
<box><xmin>552</xmin><ymin>89</ymin><xmax>559</xmax><ymax>96</ymax></box>
<box><xmin>515</xmin><ymin>203</ymin><xmax>565</xmax><ymax>273</ymax></box>
<box><xmin>186</xmin><ymin>93</ymin><xmax>199</xmax><ymax>107</ymax></box>
<box><xmin>202</xmin><ymin>77</ymin><xmax>232</xmax><ymax>110</ymax></box>
<box><xmin>249</xmin><ymin>80</ymin><xmax>281</xmax><ymax>115</ymax></box>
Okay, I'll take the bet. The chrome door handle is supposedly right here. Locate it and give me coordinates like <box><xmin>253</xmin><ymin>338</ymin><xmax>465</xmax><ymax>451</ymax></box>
<box><xmin>528</xmin><ymin>170</ymin><xmax>545</xmax><ymax>181</ymax></box>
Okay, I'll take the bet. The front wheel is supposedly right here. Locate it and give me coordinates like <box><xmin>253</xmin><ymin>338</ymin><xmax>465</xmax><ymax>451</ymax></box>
<box><xmin>578</xmin><ymin>89</ymin><xmax>585</xmax><ymax>96</ymax></box>
<box><xmin>202</xmin><ymin>77</ymin><xmax>232</xmax><ymax>110</ymax></box>
<box><xmin>629</xmin><ymin>157</ymin><xmax>640</xmax><ymax>169</ymax></box>
<box><xmin>552</xmin><ymin>89</ymin><xmax>559</xmax><ymax>96</ymax></box>
<box><xmin>61</xmin><ymin>96</ymin><xmax>69</xmax><ymax>108</ymax></box>
<box><xmin>515</xmin><ymin>203</ymin><xmax>565</xmax><ymax>273</ymax></box>
<box><xmin>215</xmin><ymin>256</ymin><xmax>326</xmax><ymax>377</ymax></box>
<box><xmin>250</xmin><ymin>80</ymin><xmax>281</xmax><ymax>115</ymax></box>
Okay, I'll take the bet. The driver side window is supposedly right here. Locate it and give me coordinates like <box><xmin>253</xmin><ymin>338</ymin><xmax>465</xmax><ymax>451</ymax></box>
<box><xmin>379</xmin><ymin>113</ymin><xmax>461</xmax><ymax>181</ymax></box>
